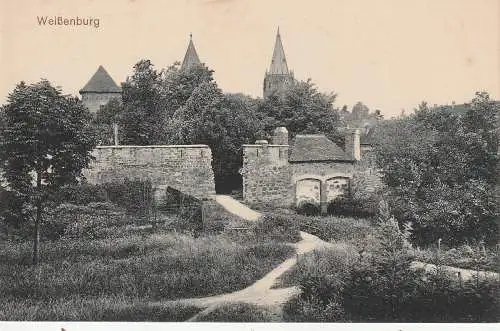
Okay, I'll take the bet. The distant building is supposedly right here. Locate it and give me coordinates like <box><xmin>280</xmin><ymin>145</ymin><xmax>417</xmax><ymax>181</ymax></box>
<box><xmin>79</xmin><ymin>65</ymin><xmax>122</xmax><ymax>113</ymax></box>
<box><xmin>181</xmin><ymin>34</ymin><xmax>202</xmax><ymax>70</ymax></box>
<box><xmin>263</xmin><ymin>28</ymin><xmax>295</xmax><ymax>99</ymax></box>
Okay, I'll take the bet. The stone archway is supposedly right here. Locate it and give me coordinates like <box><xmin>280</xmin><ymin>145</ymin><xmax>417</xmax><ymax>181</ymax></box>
<box><xmin>295</xmin><ymin>178</ymin><xmax>321</xmax><ymax>208</ymax></box>
<box><xmin>325</xmin><ymin>177</ymin><xmax>350</xmax><ymax>204</ymax></box>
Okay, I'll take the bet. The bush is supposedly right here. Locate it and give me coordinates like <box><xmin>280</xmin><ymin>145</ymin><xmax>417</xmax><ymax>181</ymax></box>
<box><xmin>48</xmin><ymin>183</ymin><xmax>107</xmax><ymax>206</ymax></box>
<box><xmin>43</xmin><ymin>202</ymin><xmax>128</xmax><ymax>240</ymax></box>
<box><xmin>283</xmin><ymin>296</ymin><xmax>345</xmax><ymax>322</ymax></box>
<box><xmin>102</xmin><ymin>179</ymin><xmax>154</xmax><ymax>215</ymax></box>
<box><xmin>195</xmin><ymin>303</ymin><xmax>279</xmax><ymax>322</ymax></box>
<box><xmin>296</xmin><ymin>202</ymin><xmax>320</xmax><ymax>216</ymax></box>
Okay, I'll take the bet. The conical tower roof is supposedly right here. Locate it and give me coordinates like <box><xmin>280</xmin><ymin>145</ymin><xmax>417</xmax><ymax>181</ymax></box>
<box><xmin>181</xmin><ymin>34</ymin><xmax>201</xmax><ymax>70</ymax></box>
<box><xmin>268</xmin><ymin>28</ymin><xmax>289</xmax><ymax>75</ymax></box>
<box><xmin>79</xmin><ymin>65</ymin><xmax>122</xmax><ymax>94</ymax></box>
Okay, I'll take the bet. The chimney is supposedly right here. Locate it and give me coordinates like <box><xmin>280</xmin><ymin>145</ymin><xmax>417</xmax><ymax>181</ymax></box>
<box><xmin>272</xmin><ymin>127</ymin><xmax>289</xmax><ymax>145</ymax></box>
<box><xmin>345</xmin><ymin>129</ymin><xmax>360</xmax><ymax>161</ymax></box>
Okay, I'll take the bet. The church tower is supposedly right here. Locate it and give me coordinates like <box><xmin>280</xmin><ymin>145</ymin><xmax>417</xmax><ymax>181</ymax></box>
<box><xmin>181</xmin><ymin>34</ymin><xmax>202</xmax><ymax>70</ymax></box>
<box><xmin>263</xmin><ymin>28</ymin><xmax>294</xmax><ymax>99</ymax></box>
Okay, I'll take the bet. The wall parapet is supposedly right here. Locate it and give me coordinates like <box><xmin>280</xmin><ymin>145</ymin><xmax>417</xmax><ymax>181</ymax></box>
<box><xmin>84</xmin><ymin>145</ymin><xmax>216</xmax><ymax>200</ymax></box>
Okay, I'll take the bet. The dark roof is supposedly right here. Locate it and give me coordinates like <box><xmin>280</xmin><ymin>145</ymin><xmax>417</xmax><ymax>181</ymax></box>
<box><xmin>289</xmin><ymin>134</ymin><xmax>352</xmax><ymax>162</ymax></box>
<box><xmin>79</xmin><ymin>65</ymin><xmax>122</xmax><ymax>94</ymax></box>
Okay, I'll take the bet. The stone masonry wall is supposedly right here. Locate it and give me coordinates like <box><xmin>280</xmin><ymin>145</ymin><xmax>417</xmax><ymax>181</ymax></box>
<box><xmin>241</xmin><ymin>144</ymin><xmax>293</xmax><ymax>207</ymax></box>
<box><xmin>83</xmin><ymin>145</ymin><xmax>216</xmax><ymax>200</ymax></box>
<box><xmin>81</xmin><ymin>93</ymin><xmax>122</xmax><ymax>113</ymax></box>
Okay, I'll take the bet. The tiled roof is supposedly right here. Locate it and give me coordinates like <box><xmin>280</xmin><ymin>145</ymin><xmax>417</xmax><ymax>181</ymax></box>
<box><xmin>289</xmin><ymin>134</ymin><xmax>352</xmax><ymax>162</ymax></box>
<box><xmin>79</xmin><ymin>65</ymin><xmax>122</xmax><ymax>93</ymax></box>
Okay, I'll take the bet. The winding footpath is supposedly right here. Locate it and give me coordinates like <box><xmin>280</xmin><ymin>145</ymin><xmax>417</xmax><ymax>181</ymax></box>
<box><xmin>163</xmin><ymin>195</ymin><xmax>498</xmax><ymax>321</ymax></box>
<box><xmin>167</xmin><ymin>195</ymin><xmax>333</xmax><ymax>321</ymax></box>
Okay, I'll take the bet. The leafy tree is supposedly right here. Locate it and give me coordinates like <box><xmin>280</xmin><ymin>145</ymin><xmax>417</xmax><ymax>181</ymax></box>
<box><xmin>93</xmin><ymin>98</ymin><xmax>123</xmax><ymax>145</ymax></box>
<box><xmin>351</xmin><ymin>102</ymin><xmax>370</xmax><ymax>121</ymax></box>
<box><xmin>0</xmin><ymin>80</ymin><xmax>97</xmax><ymax>264</ymax></box>
<box><xmin>120</xmin><ymin>60</ymin><xmax>167</xmax><ymax>145</ymax></box>
<box><xmin>374</xmin><ymin>92</ymin><xmax>499</xmax><ymax>246</ymax></box>
<box><xmin>165</xmin><ymin>83</ymin><xmax>264</xmax><ymax>192</ymax></box>
<box><xmin>258</xmin><ymin>79</ymin><xmax>342</xmax><ymax>145</ymax></box>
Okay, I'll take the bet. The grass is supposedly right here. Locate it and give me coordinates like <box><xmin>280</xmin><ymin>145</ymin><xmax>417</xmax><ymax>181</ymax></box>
<box><xmin>276</xmin><ymin>244</ymin><xmax>358</xmax><ymax>288</ymax></box>
<box><xmin>0</xmin><ymin>228</ymin><xmax>295</xmax><ymax>321</ymax></box>
<box><xmin>0</xmin><ymin>296</ymin><xmax>202</xmax><ymax>321</ymax></box>
<box><xmin>194</xmin><ymin>303</ymin><xmax>281</xmax><ymax>322</ymax></box>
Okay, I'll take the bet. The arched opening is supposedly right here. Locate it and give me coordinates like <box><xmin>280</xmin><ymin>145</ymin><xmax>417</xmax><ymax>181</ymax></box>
<box><xmin>295</xmin><ymin>178</ymin><xmax>321</xmax><ymax>215</ymax></box>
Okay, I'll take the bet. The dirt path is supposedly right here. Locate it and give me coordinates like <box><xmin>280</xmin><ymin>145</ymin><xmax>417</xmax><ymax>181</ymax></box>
<box><xmin>157</xmin><ymin>230</ymin><xmax>331</xmax><ymax>321</ymax></box>
<box><xmin>215</xmin><ymin>195</ymin><xmax>261</xmax><ymax>221</ymax></box>
<box><xmin>162</xmin><ymin>196</ymin><xmax>499</xmax><ymax>321</ymax></box>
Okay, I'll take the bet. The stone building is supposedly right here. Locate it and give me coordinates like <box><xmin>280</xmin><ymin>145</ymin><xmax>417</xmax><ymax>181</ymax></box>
<box><xmin>263</xmin><ymin>28</ymin><xmax>295</xmax><ymax>99</ymax></box>
<box><xmin>242</xmin><ymin>127</ymin><xmax>380</xmax><ymax>213</ymax></box>
<box><xmin>79</xmin><ymin>65</ymin><xmax>122</xmax><ymax>113</ymax></box>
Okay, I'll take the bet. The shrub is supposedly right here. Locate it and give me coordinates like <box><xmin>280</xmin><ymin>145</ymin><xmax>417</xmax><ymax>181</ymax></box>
<box><xmin>48</xmin><ymin>183</ymin><xmax>107</xmax><ymax>206</ymax></box>
<box><xmin>296</xmin><ymin>202</ymin><xmax>320</xmax><ymax>216</ymax></box>
<box><xmin>43</xmin><ymin>202</ymin><xmax>127</xmax><ymax>240</ymax></box>
<box><xmin>102</xmin><ymin>179</ymin><xmax>153</xmax><ymax>215</ymax></box>
<box><xmin>195</xmin><ymin>303</ymin><xmax>280</xmax><ymax>322</ymax></box>
<box><xmin>283</xmin><ymin>296</ymin><xmax>345</xmax><ymax>322</ymax></box>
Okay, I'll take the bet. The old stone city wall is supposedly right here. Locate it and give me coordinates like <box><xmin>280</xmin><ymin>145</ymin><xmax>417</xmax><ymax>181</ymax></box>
<box><xmin>83</xmin><ymin>145</ymin><xmax>216</xmax><ymax>200</ymax></box>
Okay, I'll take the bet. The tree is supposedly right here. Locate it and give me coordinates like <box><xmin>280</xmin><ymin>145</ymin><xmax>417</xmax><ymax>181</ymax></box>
<box><xmin>374</xmin><ymin>93</ymin><xmax>499</xmax><ymax>246</ymax></box>
<box><xmin>93</xmin><ymin>98</ymin><xmax>123</xmax><ymax>145</ymax></box>
<box><xmin>351</xmin><ymin>102</ymin><xmax>370</xmax><ymax>121</ymax></box>
<box><xmin>120</xmin><ymin>60</ymin><xmax>166</xmax><ymax>145</ymax></box>
<box><xmin>0</xmin><ymin>80</ymin><xmax>98</xmax><ymax>264</ymax></box>
<box><xmin>258</xmin><ymin>79</ymin><xmax>343</xmax><ymax>145</ymax></box>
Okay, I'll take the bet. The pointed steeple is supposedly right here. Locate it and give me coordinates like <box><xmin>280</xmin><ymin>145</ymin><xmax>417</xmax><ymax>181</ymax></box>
<box><xmin>268</xmin><ymin>27</ymin><xmax>289</xmax><ymax>75</ymax></box>
<box><xmin>181</xmin><ymin>34</ymin><xmax>201</xmax><ymax>70</ymax></box>
<box><xmin>263</xmin><ymin>28</ymin><xmax>294</xmax><ymax>99</ymax></box>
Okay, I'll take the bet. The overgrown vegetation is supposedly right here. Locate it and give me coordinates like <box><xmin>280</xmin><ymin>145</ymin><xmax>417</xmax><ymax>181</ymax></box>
<box><xmin>281</xmin><ymin>215</ymin><xmax>500</xmax><ymax>322</ymax></box>
<box><xmin>0</xmin><ymin>226</ymin><xmax>294</xmax><ymax>320</ymax></box>
<box><xmin>374</xmin><ymin>92</ymin><xmax>499</xmax><ymax>246</ymax></box>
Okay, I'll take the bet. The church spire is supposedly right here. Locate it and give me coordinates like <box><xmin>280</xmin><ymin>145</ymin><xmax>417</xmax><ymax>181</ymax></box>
<box><xmin>268</xmin><ymin>27</ymin><xmax>289</xmax><ymax>75</ymax></box>
<box><xmin>181</xmin><ymin>34</ymin><xmax>201</xmax><ymax>70</ymax></box>
<box><xmin>263</xmin><ymin>28</ymin><xmax>294</xmax><ymax>98</ymax></box>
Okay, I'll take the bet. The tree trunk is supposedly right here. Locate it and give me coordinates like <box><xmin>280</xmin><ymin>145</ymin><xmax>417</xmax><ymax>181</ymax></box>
<box><xmin>32</xmin><ymin>170</ymin><xmax>42</xmax><ymax>266</ymax></box>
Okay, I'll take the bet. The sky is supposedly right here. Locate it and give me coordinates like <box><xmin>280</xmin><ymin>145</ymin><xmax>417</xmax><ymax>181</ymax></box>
<box><xmin>0</xmin><ymin>0</ymin><xmax>498</xmax><ymax>117</ymax></box>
